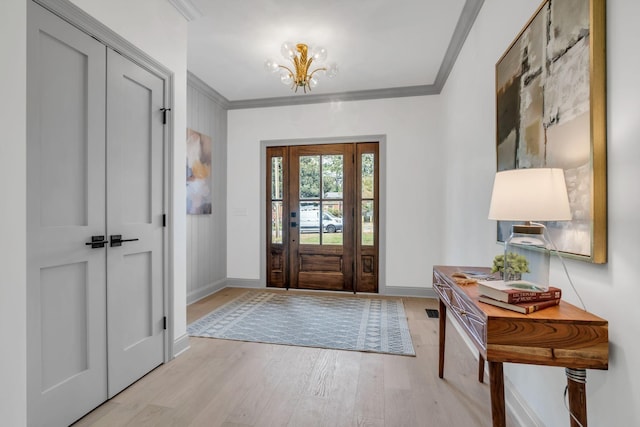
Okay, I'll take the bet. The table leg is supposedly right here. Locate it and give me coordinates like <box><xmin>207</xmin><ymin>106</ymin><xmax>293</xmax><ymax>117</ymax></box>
<box><xmin>438</xmin><ymin>299</ymin><xmax>447</xmax><ymax>378</ymax></box>
<box><xmin>488</xmin><ymin>361</ymin><xmax>506</xmax><ymax>427</ymax></box>
<box><xmin>478</xmin><ymin>354</ymin><xmax>485</xmax><ymax>383</ymax></box>
<box><xmin>566</xmin><ymin>368</ymin><xmax>588</xmax><ymax>427</ymax></box>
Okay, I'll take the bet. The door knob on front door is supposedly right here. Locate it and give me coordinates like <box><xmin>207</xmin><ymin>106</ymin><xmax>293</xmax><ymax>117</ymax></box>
<box><xmin>109</xmin><ymin>235</ymin><xmax>140</xmax><ymax>247</ymax></box>
<box><xmin>85</xmin><ymin>235</ymin><xmax>109</xmax><ymax>248</ymax></box>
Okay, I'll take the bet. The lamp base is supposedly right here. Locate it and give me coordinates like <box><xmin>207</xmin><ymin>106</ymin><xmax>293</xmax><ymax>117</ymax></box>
<box><xmin>504</xmin><ymin>224</ymin><xmax>551</xmax><ymax>290</ymax></box>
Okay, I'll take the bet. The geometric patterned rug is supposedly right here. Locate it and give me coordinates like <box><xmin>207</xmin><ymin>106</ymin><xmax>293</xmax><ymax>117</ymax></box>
<box><xmin>187</xmin><ymin>291</ymin><xmax>416</xmax><ymax>356</ymax></box>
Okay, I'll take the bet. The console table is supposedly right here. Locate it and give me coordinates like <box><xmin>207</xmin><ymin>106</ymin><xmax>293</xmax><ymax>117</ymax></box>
<box><xmin>433</xmin><ymin>265</ymin><xmax>608</xmax><ymax>427</ymax></box>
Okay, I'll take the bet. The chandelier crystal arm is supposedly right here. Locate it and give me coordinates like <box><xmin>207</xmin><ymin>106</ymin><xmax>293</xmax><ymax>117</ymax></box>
<box><xmin>277</xmin><ymin>64</ymin><xmax>295</xmax><ymax>76</ymax></box>
<box><xmin>308</xmin><ymin>67</ymin><xmax>327</xmax><ymax>79</ymax></box>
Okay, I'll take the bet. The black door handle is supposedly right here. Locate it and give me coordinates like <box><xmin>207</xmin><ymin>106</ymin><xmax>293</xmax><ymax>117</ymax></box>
<box><xmin>85</xmin><ymin>235</ymin><xmax>109</xmax><ymax>249</ymax></box>
<box><xmin>110</xmin><ymin>234</ymin><xmax>139</xmax><ymax>247</ymax></box>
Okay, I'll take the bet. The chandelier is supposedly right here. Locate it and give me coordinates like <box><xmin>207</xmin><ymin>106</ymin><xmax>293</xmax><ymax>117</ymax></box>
<box><xmin>265</xmin><ymin>42</ymin><xmax>338</xmax><ymax>93</ymax></box>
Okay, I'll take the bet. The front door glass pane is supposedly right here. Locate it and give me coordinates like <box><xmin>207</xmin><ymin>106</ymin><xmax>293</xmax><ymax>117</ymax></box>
<box><xmin>362</xmin><ymin>200</ymin><xmax>374</xmax><ymax>246</ymax></box>
<box><xmin>322</xmin><ymin>155</ymin><xmax>343</xmax><ymax>198</ymax></box>
<box><xmin>271</xmin><ymin>157</ymin><xmax>283</xmax><ymax>199</ymax></box>
<box><xmin>322</xmin><ymin>203</ymin><xmax>343</xmax><ymax>245</ymax></box>
<box><xmin>272</xmin><ymin>201</ymin><xmax>283</xmax><ymax>244</ymax></box>
<box><xmin>362</xmin><ymin>153</ymin><xmax>374</xmax><ymax>198</ymax></box>
<box><xmin>299</xmin><ymin>156</ymin><xmax>320</xmax><ymax>199</ymax></box>
<box><xmin>299</xmin><ymin>201</ymin><xmax>320</xmax><ymax>245</ymax></box>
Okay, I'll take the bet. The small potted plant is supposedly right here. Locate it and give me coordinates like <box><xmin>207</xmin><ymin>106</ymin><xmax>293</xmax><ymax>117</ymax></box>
<box><xmin>491</xmin><ymin>252</ymin><xmax>530</xmax><ymax>281</ymax></box>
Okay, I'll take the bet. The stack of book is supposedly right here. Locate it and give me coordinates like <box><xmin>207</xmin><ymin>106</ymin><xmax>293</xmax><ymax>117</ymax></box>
<box><xmin>477</xmin><ymin>280</ymin><xmax>562</xmax><ymax>314</ymax></box>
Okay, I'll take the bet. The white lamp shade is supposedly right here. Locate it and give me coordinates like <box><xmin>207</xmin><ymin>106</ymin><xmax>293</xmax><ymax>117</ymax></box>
<box><xmin>488</xmin><ymin>168</ymin><xmax>572</xmax><ymax>221</ymax></box>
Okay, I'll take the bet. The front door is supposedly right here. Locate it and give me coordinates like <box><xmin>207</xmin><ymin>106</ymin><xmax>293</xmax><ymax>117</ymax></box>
<box><xmin>290</xmin><ymin>144</ymin><xmax>355</xmax><ymax>291</ymax></box>
<box><xmin>267</xmin><ymin>142</ymin><xmax>379</xmax><ymax>292</ymax></box>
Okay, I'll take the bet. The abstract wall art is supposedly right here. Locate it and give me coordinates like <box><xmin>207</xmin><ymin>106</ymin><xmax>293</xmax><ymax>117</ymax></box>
<box><xmin>186</xmin><ymin>128</ymin><xmax>212</xmax><ymax>214</ymax></box>
<box><xmin>495</xmin><ymin>0</ymin><xmax>607</xmax><ymax>263</ymax></box>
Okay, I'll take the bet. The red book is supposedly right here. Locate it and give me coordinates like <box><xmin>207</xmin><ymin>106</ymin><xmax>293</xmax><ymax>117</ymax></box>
<box><xmin>479</xmin><ymin>296</ymin><xmax>560</xmax><ymax>314</ymax></box>
<box><xmin>477</xmin><ymin>280</ymin><xmax>562</xmax><ymax>304</ymax></box>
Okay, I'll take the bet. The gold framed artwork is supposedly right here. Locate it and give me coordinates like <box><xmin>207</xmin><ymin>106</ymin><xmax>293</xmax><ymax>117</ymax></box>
<box><xmin>495</xmin><ymin>0</ymin><xmax>607</xmax><ymax>263</ymax></box>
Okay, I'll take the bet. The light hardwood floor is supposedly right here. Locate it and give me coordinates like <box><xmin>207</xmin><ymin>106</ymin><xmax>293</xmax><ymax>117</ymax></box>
<box><xmin>73</xmin><ymin>287</ymin><xmax>514</xmax><ymax>426</ymax></box>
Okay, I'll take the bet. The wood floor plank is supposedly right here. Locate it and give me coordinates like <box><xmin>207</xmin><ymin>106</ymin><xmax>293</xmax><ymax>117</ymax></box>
<box><xmin>382</xmin><ymin>354</ymin><xmax>412</xmax><ymax>391</ymax></box>
<box><xmin>352</xmin><ymin>353</ymin><xmax>385</xmax><ymax>425</ymax></box>
<box><xmin>384</xmin><ymin>388</ymin><xmax>419</xmax><ymax>427</ymax></box>
<box><xmin>252</xmin><ymin>346</ymin><xmax>322</xmax><ymax>427</ymax></box>
<box><xmin>318</xmin><ymin>350</ymin><xmax>360</xmax><ymax>427</ymax></box>
<box><xmin>286</xmin><ymin>395</ymin><xmax>325</xmax><ymax>427</ymax></box>
<box><xmin>72</xmin><ymin>402</ymin><xmax>148</xmax><ymax>427</ymax></box>
<box><xmin>73</xmin><ymin>287</ymin><xmax>516</xmax><ymax>427</ymax></box>
<box><xmin>122</xmin><ymin>404</ymin><xmax>177</xmax><ymax>427</ymax></box>
<box><xmin>222</xmin><ymin>344</ymin><xmax>294</xmax><ymax>425</ymax></box>
<box><xmin>303</xmin><ymin>349</ymin><xmax>339</xmax><ymax>398</ymax></box>
<box><xmin>178</xmin><ymin>343</ymin><xmax>277</xmax><ymax>426</ymax></box>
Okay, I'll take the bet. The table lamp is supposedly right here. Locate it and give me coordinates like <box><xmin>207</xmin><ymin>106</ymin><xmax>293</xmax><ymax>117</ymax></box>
<box><xmin>488</xmin><ymin>168</ymin><xmax>571</xmax><ymax>290</ymax></box>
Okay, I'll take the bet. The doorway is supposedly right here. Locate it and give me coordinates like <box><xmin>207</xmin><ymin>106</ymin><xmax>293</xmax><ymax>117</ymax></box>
<box><xmin>266</xmin><ymin>142</ymin><xmax>379</xmax><ymax>292</ymax></box>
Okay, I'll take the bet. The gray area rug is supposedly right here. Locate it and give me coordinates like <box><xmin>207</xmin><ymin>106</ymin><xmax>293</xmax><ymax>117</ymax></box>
<box><xmin>188</xmin><ymin>291</ymin><xmax>415</xmax><ymax>356</ymax></box>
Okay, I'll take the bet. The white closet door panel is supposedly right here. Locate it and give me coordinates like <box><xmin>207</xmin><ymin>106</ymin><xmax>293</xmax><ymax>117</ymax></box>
<box><xmin>39</xmin><ymin>262</ymin><xmax>90</xmax><ymax>391</ymax></box>
<box><xmin>26</xmin><ymin>2</ymin><xmax>107</xmax><ymax>426</ymax></box>
<box><xmin>106</xmin><ymin>48</ymin><xmax>165</xmax><ymax>398</ymax></box>
<box><xmin>38</xmin><ymin>31</ymin><xmax>90</xmax><ymax>227</ymax></box>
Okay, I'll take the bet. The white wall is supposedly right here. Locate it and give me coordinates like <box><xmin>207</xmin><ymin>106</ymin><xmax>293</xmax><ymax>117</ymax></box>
<box><xmin>68</xmin><ymin>0</ymin><xmax>189</xmax><ymax>342</ymax></box>
<box><xmin>440</xmin><ymin>0</ymin><xmax>640</xmax><ymax>425</ymax></box>
<box><xmin>0</xmin><ymin>0</ymin><xmax>27</xmax><ymax>424</ymax></box>
<box><xmin>227</xmin><ymin>96</ymin><xmax>443</xmax><ymax>289</ymax></box>
<box><xmin>0</xmin><ymin>1</ymin><xmax>187</xmax><ymax>424</ymax></box>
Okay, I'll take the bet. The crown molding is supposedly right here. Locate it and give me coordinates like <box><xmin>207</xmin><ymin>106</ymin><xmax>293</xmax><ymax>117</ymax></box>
<box><xmin>433</xmin><ymin>0</ymin><xmax>485</xmax><ymax>91</ymax></box>
<box><xmin>167</xmin><ymin>0</ymin><xmax>203</xmax><ymax>22</ymax></box>
<box><xmin>187</xmin><ymin>71</ymin><xmax>230</xmax><ymax>108</ymax></box>
<box><xmin>226</xmin><ymin>85</ymin><xmax>438</xmax><ymax>110</ymax></box>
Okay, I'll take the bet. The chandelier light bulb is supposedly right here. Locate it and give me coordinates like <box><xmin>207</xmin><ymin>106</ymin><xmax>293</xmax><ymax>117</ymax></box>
<box><xmin>264</xmin><ymin>59</ymin><xmax>279</xmax><ymax>73</ymax></box>
<box><xmin>280</xmin><ymin>69</ymin><xmax>293</xmax><ymax>85</ymax></box>
<box><xmin>326</xmin><ymin>62</ymin><xmax>339</xmax><ymax>79</ymax></box>
<box><xmin>310</xmin><ymin>46</ymin><xmax>327</xmax><ymax>63</ymax></box>
<box><xmin>280</xmin><ymin>41</ymin><xmax>296</xmax><ymax>60</ymax></box>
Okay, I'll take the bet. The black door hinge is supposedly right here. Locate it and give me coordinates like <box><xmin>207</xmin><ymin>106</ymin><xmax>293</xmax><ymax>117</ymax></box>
<box><xmin>163</xmin><ymin>316</ymin><xmax>167</xmax><ymax>330</ymax></box>
<box><xmin>160</xmin><ymin>107</ymin><xmax>171</xmax><ymax>125</ymax></box>
<box><xmin>162</xmin><ymin>214</ymin><xmax>166</xmax><ymax>227</ymax></box>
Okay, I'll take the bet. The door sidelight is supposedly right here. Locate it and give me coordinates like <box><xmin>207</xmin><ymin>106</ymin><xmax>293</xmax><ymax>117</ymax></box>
<box><xmin>109</xmin><ymin>235</ymin><xmax>139</xmax><ymax>247</ymax></box>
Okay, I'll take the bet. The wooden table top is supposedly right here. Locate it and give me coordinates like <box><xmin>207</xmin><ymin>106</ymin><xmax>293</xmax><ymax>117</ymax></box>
<box><xmin>433</xmin><ymin>265</ymin><xmax>609</xmax><ymax>369</ymax></box>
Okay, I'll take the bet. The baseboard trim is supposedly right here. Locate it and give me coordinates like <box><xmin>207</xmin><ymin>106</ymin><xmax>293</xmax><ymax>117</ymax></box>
<box><xmin>221</xmin><ymin>279</ymin><xmax>437</xmax><ymax>298</ymax></box>
<box><xmin>225</xmin><ymin>278</ymin><xmax>265</xmax><ymax>289</ymax></box>
<box><xmin>173</xmin><ymin>333</ymin><xmax>190</xmax><ymax>358</ymax></box>
<box><xmin>187</xmin><ymin>278</ymin><xmax>227</xmax><ymax>305</ymax></box>
<box><xmin>383</xmin><ymin>286</ymin><xmax>437</xmax><ymax>298</ymax></box>
<box><xmin>504</xmin><ymin>377</ymin><xmax>546</xmax><ymax>427</ymax></box>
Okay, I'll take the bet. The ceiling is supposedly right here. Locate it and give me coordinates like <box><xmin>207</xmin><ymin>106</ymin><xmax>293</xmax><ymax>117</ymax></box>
<box><xmin>171</xmin><ymin>0</ymin><xmax>484</xmax><ymax>108</ymax></box>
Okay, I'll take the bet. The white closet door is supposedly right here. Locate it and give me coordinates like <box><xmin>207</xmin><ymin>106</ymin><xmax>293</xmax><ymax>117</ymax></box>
<box><xmin>26</xmin><ymin>2</ymin><xmax>108</xmax><ymax>426</ymax></box>
<box><xmin>106</xmin><ymin>48</ymin><xmax>166</xmax><ymax>398</ymax></box>
<box><xmin>27</xmin><ymin>3</ymin><xmax>167</xmax><ymax>425</ymax></box>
